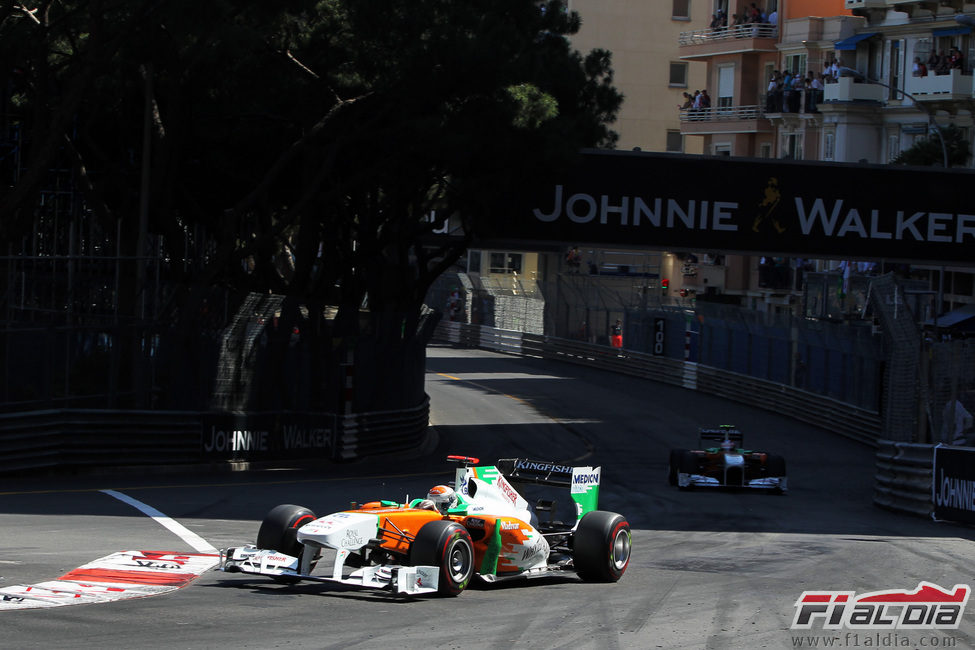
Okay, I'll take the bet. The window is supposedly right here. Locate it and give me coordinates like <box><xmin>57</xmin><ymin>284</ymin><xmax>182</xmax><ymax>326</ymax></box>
<box><xmin>887</xmin><ymin>134</ymin><xmax>900</xmax><ymax>163</ymax></box>
<box><xmin>889</xmin><ymin>41</ymin><xmax>901</xmax><ymax>101</ymax></box>
<box><xmin>784</xmin><ymin>53</ymin><xmax>807</xmax><ymax>76</ymax></box>
<box><xmin>466</xmin><ymin>250</ymin><xmax>481</xmax><ymax>274</ymax></box>
<box><xmin>489</xmin><ymin>252</ymin><xmax>522</xmax><ymax>275</ymax></box>
<box><xmin>760</xmin><ymin>142</ymin><xmax>772</xmax><ymax>159</ymax></box>
<box><xmin>823</xmin><ymin>132</ymin><xmax>835</xmax><ymax>161</ymax></box>
<box><xmin>666</xmin><ymin>130</ymin><xmax>684</xmax><ymax>153</ymax></box>
<box><xmin>669</xmin><ymin>62</ymin><xmax>688</xmax><ymax>87</ymax></box>
<box><xmin>672</xmin><ymin>0</ymin><xmax>689</xmax><ymax>19</ymax></box>
<box><xmin>950</xmin><ymin>271</ymin><xmax>973</xmax><ymax>297</ymax></box>
<box><xmin>782</xmin><ymin>133</ymin><xmax>803</xmax><ymax>160</ymax></box>
<box><xmin>717</xmin><ymin>64</ymin><xmax>735</xmax><ymax>114</ymax></box>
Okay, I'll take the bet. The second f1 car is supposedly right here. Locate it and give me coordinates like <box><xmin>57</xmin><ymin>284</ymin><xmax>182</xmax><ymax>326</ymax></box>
<box><xmin>221</xmin><ymin>455</ymin><xmax>631</xmax><ymax>596</ymax></box>
<box><xmin>668</xmin><ymin>425</ymin><xmax>787</xmax><ymax>493</ymax></box>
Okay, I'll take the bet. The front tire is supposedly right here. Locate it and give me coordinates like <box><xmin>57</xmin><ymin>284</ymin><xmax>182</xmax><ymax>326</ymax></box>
<box><xmin>256</xmin><ymin>504</ymin><xmax>318</xmax><ymax>583</ymax></box>
<box><xmin>410</xmin><ymin>520</ymin><xmax>474</xmax><ymax>596</ymax></box>
<box><xmin>574</xmin><ymin>510</ymin><xmax>631</xmax><ymax>582</ymax></box>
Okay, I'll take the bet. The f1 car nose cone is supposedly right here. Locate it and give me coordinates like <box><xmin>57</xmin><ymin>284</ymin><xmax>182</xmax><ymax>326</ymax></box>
<box><xmin>297</xmin><ymin>512</ymin><xmax>379</xmax><ymax>550</ymax></box>
<box><xmin>723</xmin><ymin>454</ymin><xmax>745</xmax><ymax>468</ymax></box>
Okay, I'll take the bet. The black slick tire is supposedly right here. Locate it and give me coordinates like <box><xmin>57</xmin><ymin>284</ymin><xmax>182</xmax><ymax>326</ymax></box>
<box><xmin>573</xmin><ymin>510</ymin><xmax>631</xmax><ymax>582</ymax></box>
<box><xmin>256</xmin><ymin>504</ymin><xmax>318</xmax><ymax>583</ymax></box>
<box><xmin>410</xmin><ymin>520</ymin><xmax>474</xmax><ymax>596</ymax></box>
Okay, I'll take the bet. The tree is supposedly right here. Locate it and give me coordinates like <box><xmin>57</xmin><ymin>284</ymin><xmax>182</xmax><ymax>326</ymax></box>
<box><xmin>892</xmin><ymin>124</ymin><xmax>970</xmax><ymax>167</ymax></box>
<box><xmin>0</xmin><ymin>1</ymin><xmax>621</xmax><ymax>411</ymax></box>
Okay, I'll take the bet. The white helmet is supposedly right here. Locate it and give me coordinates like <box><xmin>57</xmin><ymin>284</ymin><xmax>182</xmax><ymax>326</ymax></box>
<box><xmin>427</xmin><ymin>485</ymin><xmax>458</xmax><ymax>513</ymax></box>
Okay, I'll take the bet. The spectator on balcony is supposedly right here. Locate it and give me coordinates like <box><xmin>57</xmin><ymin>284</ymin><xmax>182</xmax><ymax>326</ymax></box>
<box><xmin>913</xmin><ymin>57</ymin><xmax>928</xmax><ymax>77</ymax></box>
<box><xmin>950</xmin><ymin>47</ymin><xmax>964</xmax><ymax>71</ymax></box>
<box><xmin>768</xmin><ymin>8</ymin><xmax>777</xmax><ymax>26</ymax></box>
<box><xmin>699</xmin><ymin>89</ymin><xmax>711</xmax><ymax>110</ymax></box>
<box><xmin>805</xmin><ymin>72</ymin><xmax>823</xmax><ymax>113</ymax></box>
<box><xmin>824</xmin><ymin>58</ymin><xmax>840</xmax><ymax>83</ymax></box>
<box><xmin>781</xmin><ymin>71</ymin><xmax>796</xmax><ymax>113</ymax></box>
<box><xmin>935</xmin><ymin>50</ymin><xmax>950</xmax><ymax>75</ymax></box>
<box><xmin>679</xmin><ymin>91</ymin><xmax>693</xmax><ymax>110</ymax></box>
<box><xmin>766</xmin><ymin>72</ymin><xmax>782</xmax><ymax>112</ymax></box>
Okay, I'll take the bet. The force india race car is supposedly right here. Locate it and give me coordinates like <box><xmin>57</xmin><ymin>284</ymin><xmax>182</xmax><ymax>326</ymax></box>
<box><xmin>668</xmin><ymin>425</ymin><xmax>787</xmax><ymax>493</ymax></box>
<box><xmin>220</xmin><ymin>455</ymin><xmax>631</xmax><ymax>596</ymax></box>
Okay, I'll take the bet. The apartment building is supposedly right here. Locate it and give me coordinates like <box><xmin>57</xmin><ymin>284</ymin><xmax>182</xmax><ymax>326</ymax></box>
<box><xmin>568</xmin><ymin>0</ymin><xmax>708</xmax><ymax>153</ymax></box>
<box><xmin>824</xmin><ymin>0</ymin><xmax>975</xmax><ymax>313</ymax></box>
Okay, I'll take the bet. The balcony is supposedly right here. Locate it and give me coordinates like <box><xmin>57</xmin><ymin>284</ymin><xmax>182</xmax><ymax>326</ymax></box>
<box><xmin>904</xmin><ymin>69</ymin><xmax>974</xmax><ymax>99</ymax></box>
<box><xmin>679</xmin><ymin>105</ymin><xmax>773</xmax><ymax>135</ymax></box>
<box><xmin>847</xmin><ymin>0</ymin><xmax>975</xmax><ymax>18</ymax></box>
<box><xmin>678</xmin><ymin>24</ymin><xmax>778</xmax><ymax>60</ymax></box>
<box><xmin>822</xmin><ymin>77</ymin><xmax>885</xmax><ymax>103</ymax></box>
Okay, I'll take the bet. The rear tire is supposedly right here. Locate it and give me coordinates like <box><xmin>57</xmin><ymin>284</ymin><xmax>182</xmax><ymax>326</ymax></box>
<box><xmin>766</xmin><ymin>454</ymin><xmax>787</xmax><ymax>494</ymax></box>
<box><xmin>410</xmin><ymin>520</ymin><xmax>474</xmax><ymax>596</ymax></box>
<box><xmin>668</xmin><ymin>449</ymin><xmax>683</xmax><ymax>486</ymax></box>
<box><xmin>766</xmin><ymin>454</ymin><xmax>786</xmax><ymax>477</ymax></box>
<box><xmin>256</xmin><ymin>504</ymin><xmax>318</xmax><ymax>583</ymax></box>
<box><xmin>678</xmin><ymin>451</ymin><xmax>698</xmax><ymax>490</ymax></box>
<box><xmin>574</xmin><ymin>510</ymin><xmax>631</xmax><ymax>582</ymax></box>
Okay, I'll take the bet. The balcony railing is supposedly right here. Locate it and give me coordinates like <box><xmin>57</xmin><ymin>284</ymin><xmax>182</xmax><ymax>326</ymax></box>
<box><xmin>679</xmin><ymin>105</ymin><xmax>765</xmax><ymax>122</ymax></box>
<box><xmin>678</xmin><ymin>23</ymin><xmax>778</xmax><ymax>46</ymax></box>
<box><xmin>904</xmin><ymin>70</ymin><xmax>973</xmax><ymax>98</ymax></box>
<box><xmin>822</xmin><ymin>77</ymin><xmax>885</xmax><ymax>103</ymax></box>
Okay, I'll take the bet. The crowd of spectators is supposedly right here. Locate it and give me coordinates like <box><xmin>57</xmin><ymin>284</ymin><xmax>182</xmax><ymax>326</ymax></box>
<box><xmin>679</xmin><ymin>89</ymin><xmax>711</xmax><ymax>118</ymax></box>
<box><xmin>709</xmin><ymin>4</ymin><xmax>778</xmax><ymax>33</ymax></box>
<box><xmin>764</xmin><ymin>70</ymin><xmax>824</xmax><ymax>113</ymax></box>
<box><xmin>920</xmin><ymin>48</ymin><xmax>964</xmax><ymax>76</ymax></box>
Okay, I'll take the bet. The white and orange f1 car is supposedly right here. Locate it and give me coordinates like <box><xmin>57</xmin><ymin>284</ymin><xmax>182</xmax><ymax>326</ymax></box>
<box><xmin>220</xmin><ymin>455</ymin><xmax>631</xmax><ymax>596</ymax></box>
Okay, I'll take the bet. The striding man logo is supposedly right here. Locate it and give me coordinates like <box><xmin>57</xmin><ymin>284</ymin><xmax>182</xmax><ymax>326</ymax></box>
<box><xmin>752</xmin><ymin>177</ymin><xmax>785</xmax><ymax>234</ymax></box>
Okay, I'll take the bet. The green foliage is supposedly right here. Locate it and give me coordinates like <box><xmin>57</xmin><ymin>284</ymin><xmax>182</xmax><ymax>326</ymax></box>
<box><xmin>892</xmin><ymin>124</ymin><xmax>970</xmax><ymax>167</ymax></box>
<box><xmin>0</xmin><ymin>0</ymin><xmax>620</xmax><ymax>348</ymax></box>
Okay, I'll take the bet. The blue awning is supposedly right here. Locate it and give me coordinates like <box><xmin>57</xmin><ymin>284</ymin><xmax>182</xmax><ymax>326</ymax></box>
<box><xmin>834</xmin><ymin>32</ymin><xmax>877</xmax><ymax>51</ymax></box>
<box><xmin>933</xmin><ymin>26</ymin><xmax>971</xmax><ymax>37</ymax></box>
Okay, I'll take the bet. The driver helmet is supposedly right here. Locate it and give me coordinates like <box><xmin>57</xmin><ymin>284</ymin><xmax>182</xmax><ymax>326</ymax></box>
<box><xmin>427</xmin><ymin>485</ymin><xmax>458</xmax><ymax>514</ymax></box>
<box><xmin>721</xmin><ymin>438</ymin><xmax>735</xmax><ymax>451</ymax></box>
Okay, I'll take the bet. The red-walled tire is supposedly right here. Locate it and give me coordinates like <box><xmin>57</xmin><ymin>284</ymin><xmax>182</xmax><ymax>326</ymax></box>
<box><xmin>574</xmin><ymin>511</ymin><xmax>631</xmax><ymax>582</ymax></box>
<box><xmin>410</xmin><ymin>520</ymin><xmax>474</xmax><ymax>596</ymax></box>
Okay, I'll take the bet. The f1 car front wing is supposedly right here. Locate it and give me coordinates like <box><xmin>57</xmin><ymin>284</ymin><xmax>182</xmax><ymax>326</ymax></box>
<box><xmin>220</xmin><ymin>546</ymin><xmax>441</xmax><ymax>595</ymax></box>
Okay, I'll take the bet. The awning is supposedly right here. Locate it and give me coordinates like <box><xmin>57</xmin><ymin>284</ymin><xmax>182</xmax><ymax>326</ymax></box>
<box><xmin>834</xmin><ymin>32</ymin><xmax>878</xmax><ymax>51</ymax></box>
<box><xmin>933</xmin><ymin>26</ymin><xmax>971</xmax><ymax>37</ymax></box>
<box><xmin>923</xmin><ymin>304</ymin><xmax>975</xmax><ymax>330</ymax></box>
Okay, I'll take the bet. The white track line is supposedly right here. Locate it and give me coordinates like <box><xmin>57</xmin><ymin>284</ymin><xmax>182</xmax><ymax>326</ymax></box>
<box><xmin>101</xmin><ymin>490</ymin><xmax>217</xmax><ymax>554</ymax></box>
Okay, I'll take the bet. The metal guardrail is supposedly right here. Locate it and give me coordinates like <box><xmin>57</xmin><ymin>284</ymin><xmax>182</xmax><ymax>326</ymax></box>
<box><xmin>873</xmin><ymin>440</ymin><xmax>933</xmax><ymax>518</ymax></box>
<box><xmin>679</xmin><ymin>105</ymin><xmax>765</xmax><ymax>122</ymax></box>
<box><xmin>0</xmin><ymin>409</ymin><xmax>201</xmax><ymax>474</ymax></box>
<box><xmin>0</xmin><ymin>399</ymin><xmax>432</xmax><ymax>474</ymax></box>
<box><xmin>435</xmin><ymin>321</ymin><xmax>881</xmax><ymax>446</ymax></box>
<box><xmin>678</xmin><ymin>23</ymin><xmax>778</xmax><ymax>45</ymax></box>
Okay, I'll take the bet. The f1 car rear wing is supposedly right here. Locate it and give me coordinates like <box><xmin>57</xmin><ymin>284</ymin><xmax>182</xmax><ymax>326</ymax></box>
<box><xmin>699</xmin><ymin>425</ymin><xmax>743</xmax><ymax>448</ymax></box>
<box><xmin>495</xmin><ymin>458</ymin><xmax>601</xmax><ymax>521</ymax></box>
